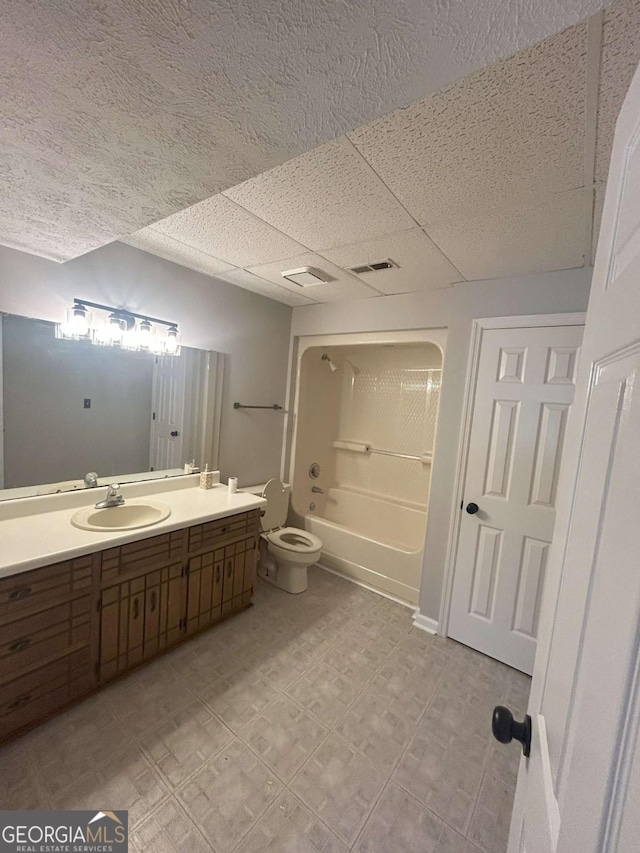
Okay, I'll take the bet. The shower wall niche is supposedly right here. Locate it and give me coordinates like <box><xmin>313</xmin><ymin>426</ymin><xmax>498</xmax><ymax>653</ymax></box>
<box><xmin>291</xmin><ymin>340</ymin><xmax>444</xmax><ymax>604</ymax></box>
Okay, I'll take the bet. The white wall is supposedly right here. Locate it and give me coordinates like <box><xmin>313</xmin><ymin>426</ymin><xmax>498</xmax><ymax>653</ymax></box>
<box><xmin>0</xmin><ymin>242</ymin><xmax>292</xmax><ymax>486</ymax></box>
<box><xmin>289</xmin><ymin>268</ymin><xmax>593</xmax><ymax>621</ymax></box>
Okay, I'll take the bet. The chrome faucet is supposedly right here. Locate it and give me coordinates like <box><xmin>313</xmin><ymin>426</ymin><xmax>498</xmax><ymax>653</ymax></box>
<box><xmin>84</xmin><ymin>471</ymin><xmax>99</xmax><ymax>488</ymax></box>
<box><xmin>311</xmin><ymin>485</ymin><xmax>325</xmax><ymax>494</ymax></box>
<box><xmin>95</xmin><ymin>483</ymin><xmax>125</xmax><ymax>509</ymax></box>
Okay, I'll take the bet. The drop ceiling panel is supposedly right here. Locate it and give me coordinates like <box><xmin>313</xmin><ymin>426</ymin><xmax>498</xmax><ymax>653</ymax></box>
<box><xmin>223</xmin><ymin>138</ymin><xmax>416</xmax><ymax>250</ymax></box>
<box><xmin>321</xmin><ymin>229</ymin><xmax>462</xmax><ymax>294</ymax></box>
<box><xmin>139</xmin><ymin>195</ymin><xmax>305</xmax><ymax>267</ymax></box>
<box><xmin>2</xmin><ymin>0</ymin><xmax>606</xmax><ymax>261</ymax></box>
<box><xmin>216</xmin><ymin>269</ymin><xmax>315</xmax><ymax>306</ymax></box>
<box><xmin>122</xmin><ymin>229</ymin><xmax>233</xmax><ymax>277</ymax></box>
<box><xmin>247</xmin><ymin>252</ymin><xmax>381</xmax><ymax>303</ymax></box>
<box><xmin>348</xmin><ymin>23</ymin><xmax>588</xmax><ymax>227</ymax></box>
<box><xmin>595</xmin><ymin>1</ymin><xmax>640</xmax><ymax>184</ymax></box>
<box><xmin>426</xmin><ymin>189</ymin><xmax>588</xmax><ymax>280</ymax></box>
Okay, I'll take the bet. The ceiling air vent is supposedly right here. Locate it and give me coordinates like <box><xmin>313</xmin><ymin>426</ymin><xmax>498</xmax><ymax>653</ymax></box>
<box><xmin>281</xmin><ymin>266</ymin><xmax>330</xmax><ymax>287</ymax></box>
<box><xmin>349</xmin><ymin>258</ymin><xmax>398</xmax><ymax>274</ymax></box>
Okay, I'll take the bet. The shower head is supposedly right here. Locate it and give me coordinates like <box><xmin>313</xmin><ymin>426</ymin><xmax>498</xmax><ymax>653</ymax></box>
<box><xmin>322</xmin><ymin>354</ymin><xmax>338</xmax><ymax>372</ymax></box>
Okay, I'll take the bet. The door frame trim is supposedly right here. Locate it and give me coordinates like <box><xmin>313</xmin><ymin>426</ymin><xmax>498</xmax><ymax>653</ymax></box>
<box><xmin>437</xmin><ymin>312</ymin><xmax>587</xmax><ymax>637</ymax></box>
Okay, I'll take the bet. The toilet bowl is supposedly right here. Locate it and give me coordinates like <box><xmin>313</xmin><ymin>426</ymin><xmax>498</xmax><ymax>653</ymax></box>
<box><xmin>256</xmin><ymin>479</ymin><xmax>323</xmax><ymax>594</ymax></box>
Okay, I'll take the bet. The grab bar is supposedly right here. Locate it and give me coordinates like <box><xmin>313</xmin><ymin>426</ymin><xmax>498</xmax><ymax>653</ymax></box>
<box><xmin>369</xmin><ymin>448</ymin><xmax>422</xmax><ymax>461</ymax></box>
<box><xmin>332</xmin><ymin>441</ymin><xmax>432</xmax><ymax>462</ymax></box>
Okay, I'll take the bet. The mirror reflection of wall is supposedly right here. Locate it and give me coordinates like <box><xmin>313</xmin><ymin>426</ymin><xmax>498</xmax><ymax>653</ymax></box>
<box><xmin>0</xmin><ymin>313</ymin><xmax>223</xmax><ymax>499</ymax></box>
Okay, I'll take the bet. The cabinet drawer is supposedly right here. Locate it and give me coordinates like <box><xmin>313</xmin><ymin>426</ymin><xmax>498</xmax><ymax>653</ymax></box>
<box><xmin>0</xmin><ymin>647</ymin><xmax>92</xmax><ymax>740</ymax></box>
<box><xmin>0</xmin><ymin>556</ymin><xmax>93</xmax><ymax>624</ymax></box>
<box><xmin>188</xmin><ymin>510</ymin><xmax>258</xmax><ymax>553</ymax></box>
<box><xmin>101</xmin><ymin>529</ymin><xmax>185</xmax><ymax>583</ymax></box>
<box><xmin>0</xmin><ymin>596</ymin><xmax>91</xmax><ymax>683</ymax></box>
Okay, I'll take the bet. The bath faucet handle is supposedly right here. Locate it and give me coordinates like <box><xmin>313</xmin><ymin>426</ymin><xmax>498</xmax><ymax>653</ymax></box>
<box><xmin>311</xmin><ymin>485</ymin><xmax>325</xmax><ymax>494</ymax></box>
<box><xmin>95</xmin><ymin>483</ymin><xmax>125</xmax><ymax>509</ymax></box>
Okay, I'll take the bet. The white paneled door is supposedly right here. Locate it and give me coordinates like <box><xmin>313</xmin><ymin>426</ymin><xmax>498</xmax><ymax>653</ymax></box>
<box><xmin>150</xmin><ymin>354</ymin><xmax>186</xmax><ymax>471</ymax></box>
<box><xmin>508</xmin><ymin>55</ymin><xmax>640</xmax><ymax>853</ymax></box>
<box><xmin>449</xmin><ymin>324</ymin><xmax>583</xmax><ymax>674</ymax></box>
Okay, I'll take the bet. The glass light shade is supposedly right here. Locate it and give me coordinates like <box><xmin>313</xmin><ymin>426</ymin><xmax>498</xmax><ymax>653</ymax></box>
<box><xmin>165</xmin><ymin>326</ymin><xmax>181</xmax><ymax>355</ymax></box>
<box><xmin>136</xmin><ymin>319</ymin><xmax>153</xmax><ymax>349</ymax></box>
<box><xmin>107</xmin><ymin>314</ymin><xmax>126</xmax><ymax>343</ymax></box>
<box><xmin>57</xmin><ymin>305</ymin><xmax>92</xmax><ymax>339</ymax></box>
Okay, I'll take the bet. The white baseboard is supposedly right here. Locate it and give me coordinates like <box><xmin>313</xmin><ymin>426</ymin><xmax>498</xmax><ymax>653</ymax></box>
<box><xmin>412</xmin><ymin>609</ymin><xmax>439</xmax><ymax>635</ymax></box>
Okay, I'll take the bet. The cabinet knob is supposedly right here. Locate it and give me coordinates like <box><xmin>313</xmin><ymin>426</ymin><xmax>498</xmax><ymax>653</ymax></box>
<box><xmin>9</xmin><ymin>586</ymin><xmax>32</xmax><ymax>601</ymax></box>
<box><xmin>9</xmin><ymin>638</ymin><xmax>31</xmax><ymax>654</ymax></box>
<box><xmin>8</xmin><ymin>693</ymin><xmax>32</xmax><ymax>711</ymax></box>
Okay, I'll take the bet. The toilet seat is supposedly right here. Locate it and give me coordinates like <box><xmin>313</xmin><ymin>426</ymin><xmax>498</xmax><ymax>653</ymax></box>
<box><xmin>265</xmin><ymin>526</ymin><xmax>323</xmax><ymax>553</ymax></box>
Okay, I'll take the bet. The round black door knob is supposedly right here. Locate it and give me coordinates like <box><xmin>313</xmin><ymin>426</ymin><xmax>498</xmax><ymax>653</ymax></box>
<box><xmin>170</xmin><ymin>430</ymin><xmax>179</xmax><ymax>437</ymax></box>
<box><xmin>492</xmin><ymin>705</ymin><xmax>532</xmax><ymax>757</ymax></box>
<box><xmin>466</xmin><ymin>502</ymin><xmax>479</xmax><ymax>514</ymax></box>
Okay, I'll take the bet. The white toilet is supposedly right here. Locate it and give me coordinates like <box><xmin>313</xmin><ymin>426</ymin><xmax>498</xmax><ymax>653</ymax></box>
<box><xmin>257</xmin><ymin>478</ymin><xmax>323</xmax><ymax>594</ymax></box>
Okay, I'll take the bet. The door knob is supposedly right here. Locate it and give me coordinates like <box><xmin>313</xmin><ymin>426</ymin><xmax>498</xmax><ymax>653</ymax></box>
<box><xmin>170</xmin><ymin>430</ymin><xmax>179</xmax><ymax>437</ymax></box>
<box><xmin>492</xmin><ymin>705</ymin><xmax>532</xmax><ymax>757</ymax></box>
<box><xmin>466</xmin><ymin>502</ymin><xmax>479</xmax><ymax>514</ymax></box>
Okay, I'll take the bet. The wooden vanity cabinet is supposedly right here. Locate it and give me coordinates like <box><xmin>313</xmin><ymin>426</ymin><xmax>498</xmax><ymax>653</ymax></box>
<box><xmin>0</xmin><ymin>507</ymin><xmax>260</xmax><ymax>742</ymax></box>
<box><xmin>0</xmin><ymin>554</ymin><xmax>97</xmax><ymax>740</ymax></box>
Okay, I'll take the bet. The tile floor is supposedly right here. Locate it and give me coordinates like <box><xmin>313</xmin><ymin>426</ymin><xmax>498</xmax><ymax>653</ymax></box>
<box><xmin>0</xmin><ymin>566</ymin><xmax>530</xmax><ymax>852</ymax></box>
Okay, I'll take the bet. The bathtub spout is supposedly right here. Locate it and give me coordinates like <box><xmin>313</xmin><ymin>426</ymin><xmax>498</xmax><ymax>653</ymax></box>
<box><xmin>311</xmin><ymin>486</ymin><xmax>325</xmax><ymax>494</ymax></box>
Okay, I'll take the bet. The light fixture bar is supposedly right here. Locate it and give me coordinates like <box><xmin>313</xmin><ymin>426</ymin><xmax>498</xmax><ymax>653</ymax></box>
<box><xmin>58</xmin><ymin>299</ymin><xmax>181</xmax><ymax>356</ymax></box>
<box><xmin>73</xmin><ymin>299</ymin><xmax>177</xmax><ymax>329</ymax></box>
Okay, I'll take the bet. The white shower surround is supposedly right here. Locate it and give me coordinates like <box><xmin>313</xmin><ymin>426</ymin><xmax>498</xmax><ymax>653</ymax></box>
<box><xmin>289</xmin><ymin>329</ymin><xmax>447</xmax><ymax>604</ymax></box>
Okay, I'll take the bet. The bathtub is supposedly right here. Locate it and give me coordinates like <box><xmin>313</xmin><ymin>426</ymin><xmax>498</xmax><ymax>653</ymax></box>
<box><xmin>301</xmin><ymin>487</ymin><xmax>427</xmax><ymax>605</ymax></box>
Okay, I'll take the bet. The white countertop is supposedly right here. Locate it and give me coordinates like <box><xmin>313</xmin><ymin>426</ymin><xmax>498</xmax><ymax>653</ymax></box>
<box><xmin>0</xmin><ymin>475</ymin><xmax>266</xmax><ymax>580</ymax></box>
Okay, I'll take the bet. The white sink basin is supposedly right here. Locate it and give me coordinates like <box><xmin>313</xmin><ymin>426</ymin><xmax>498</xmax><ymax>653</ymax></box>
<box><xmin>71</xmin><ymin>501</ymin><xmax>171</xmax><ymax>532</ymax></box>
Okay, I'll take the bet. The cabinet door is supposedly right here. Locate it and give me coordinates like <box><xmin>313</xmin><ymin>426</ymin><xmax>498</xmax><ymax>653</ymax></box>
<box><xmin>186</xmin><ymin>549</ymin><xmax>224</xmax><ymax>635</ymax></box>
<box><xmin>145</xmin><ymin>564</ymin><xmax>186</xmax><ymax>655</ymax></box>
<box><xmin>222</xmin><ymin>535</ymin><xmax>257</xmax><ymax>615</ymax></box>
<box><xmin>99</xmin><ymin>564</ymin><xmax>184</xmax><ymax>681</ymax></box>
<box><xmin>221</xmin><ymin>544</ymin><xmax>237</xmax><ymax>615</ymax></box>
<box><xmin>242</xmin><ymin>540</ymin><xmax>257</xmax><ymax>606</ymax></box>
<box><xmin>100</xmin><ymin>577</ymin><xmax>144</xmax><ymax>680</ymax></box>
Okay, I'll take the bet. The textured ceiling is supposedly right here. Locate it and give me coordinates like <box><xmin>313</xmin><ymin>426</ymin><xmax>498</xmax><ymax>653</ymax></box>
<box><xmin>122</xmin><ymin>0</ymin><xmax>640</xmax><ymax>305</ymax></box>
<box><xmin>0</xmin><ymin>0</ymin><xmax>611</xmax><ymax>261</ymax></box>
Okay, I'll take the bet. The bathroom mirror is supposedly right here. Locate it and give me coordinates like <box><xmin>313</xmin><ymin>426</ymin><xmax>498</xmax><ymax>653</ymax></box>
<box><xmin>0</xmin><ymin>312</ymin><xmax>223</xmax><ymax>501</ymax></box>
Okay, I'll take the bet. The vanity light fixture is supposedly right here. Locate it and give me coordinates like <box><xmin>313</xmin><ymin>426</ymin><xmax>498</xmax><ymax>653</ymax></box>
<box><xmin>57</xmin><ymin>299</ymin><xmax>181</xmax><ymax>356</ymax></box>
